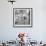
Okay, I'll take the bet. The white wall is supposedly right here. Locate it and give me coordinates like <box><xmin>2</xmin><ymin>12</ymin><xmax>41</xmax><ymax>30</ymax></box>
<box><xmin>0</xmin><ymin>0</ymin><xmax>46</xmax><ymax>42</ymax></box>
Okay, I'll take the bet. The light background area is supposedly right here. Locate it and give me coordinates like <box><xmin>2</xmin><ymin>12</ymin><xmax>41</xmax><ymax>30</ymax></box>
<box><xmin>0</xmin><ymin>0</ymin><xmax>46</xmax><ymax>42</ymax></box>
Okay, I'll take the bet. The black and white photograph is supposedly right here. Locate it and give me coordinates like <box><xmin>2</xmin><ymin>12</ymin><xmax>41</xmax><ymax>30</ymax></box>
<box><xmin>13</xmin><ymin>8</ymin><xmax>32</xmax><ymax>27</ymax></box>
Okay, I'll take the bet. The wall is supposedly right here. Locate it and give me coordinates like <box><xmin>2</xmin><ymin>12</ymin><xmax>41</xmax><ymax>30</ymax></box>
<box><xmin>0</xmin><ymin>0</ymin><xmax>46</xmax><ymax>42</ymax></box>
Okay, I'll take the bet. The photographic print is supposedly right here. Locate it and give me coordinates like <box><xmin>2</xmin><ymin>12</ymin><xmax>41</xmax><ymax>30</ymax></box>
<box><xmin>13</xmin><ymin>8</ymin><xmax>32</xmax><ymax>27</ymax></box>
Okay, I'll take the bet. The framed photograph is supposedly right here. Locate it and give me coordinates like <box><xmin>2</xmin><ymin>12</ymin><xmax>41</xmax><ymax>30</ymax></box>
<box><xmin>13</xmin><ymin>8</ymin><xmax>33</xmax><ymax>27</ymax></box>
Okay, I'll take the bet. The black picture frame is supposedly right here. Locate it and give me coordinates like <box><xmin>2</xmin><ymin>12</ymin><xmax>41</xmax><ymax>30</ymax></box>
<box><xmin>13</xmin><ymin>8</ymin><xmax>33</xmax><ymax>28</ymax></box>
